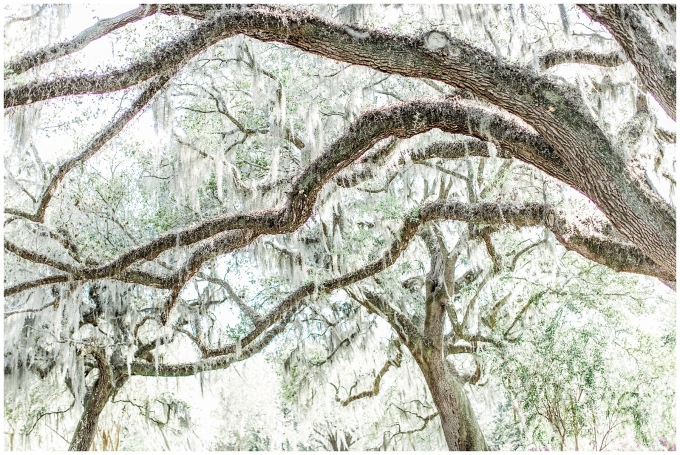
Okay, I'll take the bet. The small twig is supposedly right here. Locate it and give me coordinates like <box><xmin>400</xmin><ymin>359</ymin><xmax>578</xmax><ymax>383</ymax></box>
<box><xmin>333</xmin><ymin>341</ymin><xmax>403</xmax><ymax>406</ymax></box>
<box><xmin>4</xmin><ymin>163</ymin><xmax>37</xmax><ymax>203</ymax></box>
<box><xmin>5</xmin><ymin>298</ymin><xmax>59</xmax><ymax>318</ymax></box>
<box><xmin>25</xmin><ymin>397</ymin><xmax>75</xmax><ymax>438</ymax></box>
<box><xmin>5</xmin><ymin>4</ymin><xmax>48</xmax><ymax>26</ymax></box>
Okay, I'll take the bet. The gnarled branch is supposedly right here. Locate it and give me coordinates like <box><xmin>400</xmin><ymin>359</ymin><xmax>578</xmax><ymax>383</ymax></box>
<box><xmin>332</xmin><ymin>341</ymin><xmax>403</xmax><ymax>406</ymax></box>
<box><xmin>539</xmin><ymin>49</ymin><xmax>626</xmax><ymax>70</ymax></box>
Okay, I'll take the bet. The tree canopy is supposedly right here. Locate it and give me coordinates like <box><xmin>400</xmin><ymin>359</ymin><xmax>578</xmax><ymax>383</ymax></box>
<box><xmin>3</xmin><ymin>4</ymin><xmax>676</xmax><ymax>451</ymax></box>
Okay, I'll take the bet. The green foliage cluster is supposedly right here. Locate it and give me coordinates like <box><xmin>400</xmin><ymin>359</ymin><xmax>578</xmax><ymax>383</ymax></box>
<box><xmin>487</xmin><ymin>266</ymin><xmax>675</xmax><ymax>451</ymax></box>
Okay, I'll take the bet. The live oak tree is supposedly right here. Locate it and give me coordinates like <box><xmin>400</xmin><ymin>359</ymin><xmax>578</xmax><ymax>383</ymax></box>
<box><xmin>3</xmin><ymin>4</ymin><xmax>675</xmax><ymax>451</ymax></box>
<box><xmin>275</xmin><ymin>227</ymin><xmax>674</xmax><ymax>450</ymax></box>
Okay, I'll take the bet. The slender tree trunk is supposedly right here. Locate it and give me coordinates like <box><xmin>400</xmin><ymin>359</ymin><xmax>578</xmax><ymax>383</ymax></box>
<box><xmin>571</xmin><ymin>399</ymin><xmax>579</xmax><ymax>451</ymax></box>
<box><xmin>413</xmin><ymin>350</ymin><xmax>487</xmax><ymax>451</ymax></box>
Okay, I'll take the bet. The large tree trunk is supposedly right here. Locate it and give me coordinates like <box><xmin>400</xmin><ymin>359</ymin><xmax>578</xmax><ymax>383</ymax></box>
<box><xmin>68</xmin><ymin>377</ymin><xmax>113</xmax><ymax>451</ymax></box>
<box><xmin>414</xmin><ymin>351</ymin><xmax>488</xmax><ymax>451</ymax></box>
<box><xmin>406</xmin><ymin>228</ymin><xmax>488</xmax><ymax>451</ymax></box>
<box><xmin>358</xmin><ymin>281</ymin><xmax>488</xmax><ymax>450</ymax></box>
<box><xmin>68</xmin><ymin>352</ymin><xmax>126</xmax><ymax>451</ymax></box>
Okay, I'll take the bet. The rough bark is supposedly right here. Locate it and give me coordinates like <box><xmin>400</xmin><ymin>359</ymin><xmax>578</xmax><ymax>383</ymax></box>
<box><xmin>6</xmin><ymin>199</ymin><xmax>669</xmax><ymax>303</ymax></box>
<box><xmin>165</xmin><ymin>5</ymin><xmax>678</xmax><ymax>277</ymax></box>
<box><xmin>3</xmin><ymin>8</ymin><xmax>245</xmax><ymax>107</ymax></box>
<box><xmin>415</xmin><ymin>354</ymin><xmax>487</xmax><ymax>451</ymax></box>
<box><xmin>5</xmin><ymin>6</ymin><xmax>674</xmax><ymax>450</ymax></box>
<box><xmin>336</xmin><ymin>135</ymin><xmax>568</xmax><ymax>190</ymax></box>
<box><xmin>420</xmin><ymin>200</ymin><xmax>673</xmax><ymax>282</ymax></box>
<box><xmin>4</xmin><ymin>274</ymin><xmax>71</xmax><ymax>297</ymax></box>
<box><xmin>538</xmin><ymin>49</ymin><xmax>626</xmax><ymax>71</ymax></box>
<box><xmin>579</xmin><ymin>4</ymin><xmax>676</xmax><ymax>120</ymax></box>
<box><xmin>68</xmin><ymin>352</ymin><xmax>126</xmax><ymax>451</ymax></box>
<box><xmin>4</xmin><ymin>98</ymin><xmax>580</xmax><ymax>296</ymax></box>
<box><xmin>8</xmin><ymin>5</ymin><xmax>670</xmax><ymax>277</ymax></box>
<box><xmin>404</xmin><ymin>226</ymin><xmax>487</xmax><ymax>450</ymax></box>
<box><xmin>353</xmin><ymin>285</ymin><xmax>487</xmax><ymax>451</ymax></box>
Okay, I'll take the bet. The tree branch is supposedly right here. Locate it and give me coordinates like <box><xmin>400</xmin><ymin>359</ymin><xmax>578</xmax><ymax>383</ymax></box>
<box><xmin>332</xmin><ymin>341</ymin><xmax>403</xmax><ymax>406</ymax></box>
<box><xmin>4</xmin><ymin>5</ymin><xmax>48</xmax><ymax>27</ymax></box>
<box><xmin>381</xmin><ymin>407</ymin><xmax>439</xmax><ymax>449</ymax></box>
<box><xmin>5</xmin><ymin>73</ymin><xmax>174</xmax><ymax>223</ymax></box>
<box><xmin>7</xmin><ymin>6</ymin><xmax>160</xmax><ymax>77</ymax></box>
<box><xmin>538</xmin><ymin>49</ymin><xmax>626</xmax><ymax>71</ymax></box>
<box><xmin>419</xmin><ymin>200</ymin><xmax>672</xmax><ymax>281</ymax></box>
<box><xmin>504</xmin><ymin>291</ymin><xmax>546</xmax><ymax>338</ymax></box>
<box><xmin>5</xmin><ymin>93</ymin><xmax>671</xmax><ymax>299</ymax></box>
<box><xmin>158</xmin><ymin>229</ymin><xmax>259</xmax><ymax>324</ymax></box>
<box><xmin>8</xmin><ymin>5</ymin><xmax>674</xmax><ymax>274</ymax></box>
<box><xmin>130</xmin><ymin>316</ymin><xmax>289</xmax><ymax>377</ymax></box>
<box><xmin>5</xmin><ymin>298</ymin><xmax>59</xmax><ymax>318</ymax></box>
<box><xmin>4</xmin><ymin>98</ymin><xmax>572</xmax><ymax>295</ymax></box>
<box><xmin>579</xmin><ymin>4</ymin><xmax>676</xmax><ymax>119</ymax></box>
<box><xmin>4</xmin><ymin>274</ymin><xmax>71</xmax><ymax>297</ymax></box>
<box><xmin>195</xmin><ymin>273</ymin><xmax>261</xmax><ymax>323</ymax></box>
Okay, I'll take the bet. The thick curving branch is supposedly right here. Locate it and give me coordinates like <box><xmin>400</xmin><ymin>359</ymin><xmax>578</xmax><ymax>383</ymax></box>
<box><xmin>9</xmin><ymin>4</ymin><xmax>673</xmax><ymax>275</ymax></box>
<box><xmin>5</xmin><ymin>99</ymin><xmax>578</xmax><ymax>296</ymax></box>
<box><xmin>4</xmin><ymin>6</ymin><xmax>246</xmax><ymax>108</ymax></box>
<box><xmin>5</xmin><ymin>239</ymin><xmax>81</xmax><ymax>274</ymax></box>
<box><xmin>6</xmin><ymin>96</ymin><xmax>672</xmax><ymax>301</ymax></box>
<box><xmin>419</xmin><ymin>200</ymin><xmax>672</xmax><ymax>282</ymax></box>
<box><xmin>127</xmin><ymin>197</ymin><xmax>670</xmax><ymax>378</ymax></box>
<box><xmin>337</xmin><ymin>138</ymin><xmax>510</xmax><ymax>190</ymax></box>
<box><xmin>159</xmin><ymin>5</ymin><xmax>680</xmax><ymax>276</ymax></box>
<box><xmin>579</xmin><ymin>4</ymin><xmax>676</xmax><ymax>120</ymax></box>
